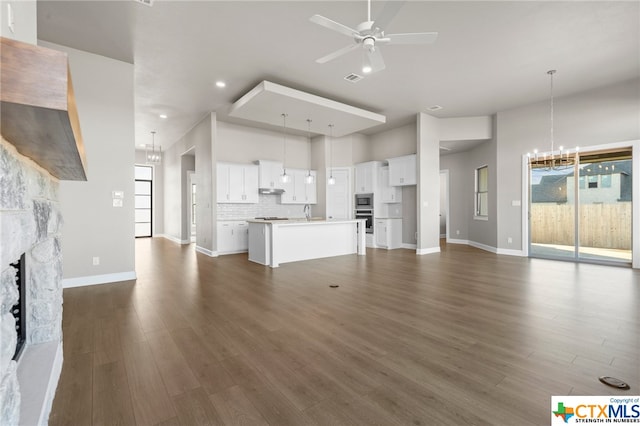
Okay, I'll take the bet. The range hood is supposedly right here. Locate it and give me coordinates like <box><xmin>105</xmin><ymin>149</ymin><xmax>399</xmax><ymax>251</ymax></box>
<box><xmin>259</xmin><ymin>187</ymin><xmax>285</xmax><ymax>195</ymax></box>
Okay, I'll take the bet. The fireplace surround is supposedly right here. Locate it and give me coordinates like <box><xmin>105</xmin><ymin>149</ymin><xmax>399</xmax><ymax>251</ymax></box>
<box><xmin>0</xmin><ymin>137</ymin><xmax>64</xmax><ymax>425</ymax></box>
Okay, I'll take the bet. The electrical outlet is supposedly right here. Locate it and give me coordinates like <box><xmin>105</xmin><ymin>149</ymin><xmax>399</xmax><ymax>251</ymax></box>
<box><xmin>456</xmin><ymin>230</ymin><xmax>460</xmax><ymax>235</ymax></box>
<box><xmin>508</xmin><ymin>237</ymin><xmax>513</xmax><ymax>244</ymax></box>
<box><xmin>92</xmin><ymin>256</ymin><xmax>100</xmax><ymax>266</ymax></box>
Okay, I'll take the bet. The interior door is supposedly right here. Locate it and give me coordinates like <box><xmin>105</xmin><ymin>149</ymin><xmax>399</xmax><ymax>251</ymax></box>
<box><xmin>326</xmin><ymin>168</ymin><xmax>351</xmax><ymax>219</ymax></box>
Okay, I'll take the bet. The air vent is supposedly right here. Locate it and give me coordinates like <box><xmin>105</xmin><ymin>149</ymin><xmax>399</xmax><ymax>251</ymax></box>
<box><xmin>427</xmin><ymin>105</ymin><xmax>443</xmax><ymax>111</ymax></box>
<box><xmin>133</xmin><ymin>0</ymin><xmax>153</xmax><ymax>6</ymax></box>
<box><xmin>344</xmin><ymin>73</ymin><xmax>363</xmax><ymax>83</ymax></box>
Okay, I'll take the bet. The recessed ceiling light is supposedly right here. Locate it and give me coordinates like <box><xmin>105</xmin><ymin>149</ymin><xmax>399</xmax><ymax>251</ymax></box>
<box><xmin>216</xmin><ymin>81</ymin><xmax>226</xmax><ymax>88</ymax></box>
<box><xmin>427</xmin><ymin>105</ymin><xmax>443</xmax><ymax>111</ymax></box>
<box><xmin>159</xmin><ymin>114</ymin><xmax>168</xmax><ymax>119</ymax></box>
<box><xmin>362</xmin><ymin>65</ymin><xmax>372</xmax><ymax>74</ymax></box>
<box><xmin>138</xmin><ymin>144</ymin><xmax>146</xmax><ymax>148</ymax></box>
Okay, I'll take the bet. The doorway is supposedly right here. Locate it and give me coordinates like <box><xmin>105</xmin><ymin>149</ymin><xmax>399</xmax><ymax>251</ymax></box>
<box><xmin>529</xmin><ymin>148</ymin><xmax>632</xmax><ymax>264</ymax></box>
<box><xmin>439</xmin><ymin>170</ymin><xmax>449</xmax><ymax>240</ymax></box>
<box><xmin>188</xmin><ymin>171</ymin><xmax>196</xmax><ymax>242</ymax></box>
<box><xmin>134</xmin><ymin>165</ymin><xmax>153</xmax><ymax>238</ymax></box>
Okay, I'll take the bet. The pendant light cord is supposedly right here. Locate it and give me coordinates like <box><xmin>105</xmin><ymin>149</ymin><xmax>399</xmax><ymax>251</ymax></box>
<box><xmin>307</xmin><ymin>119</ymin><xmax>312</xmax><ymax>176</ymax></box>
<box><xmin>548</xmin><ymin>70</ymin><xmax>555</xmax><ymax>155</ymax></box>
<box><xmin>329</xmin><ymin>124</ymin><xmax>334</xmax><ymax>178</ymax></box>
<box><xmin>281</xmin><ymin>113</ymin><xmax>288</xmax><ymax>171</ymax></box>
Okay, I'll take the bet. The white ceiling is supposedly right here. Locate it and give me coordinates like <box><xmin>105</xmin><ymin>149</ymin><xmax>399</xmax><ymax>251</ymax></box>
<box><xmin>37</xmin><ymin>1</ymin><xmax>640</xmax><ymax>150</ymax></box>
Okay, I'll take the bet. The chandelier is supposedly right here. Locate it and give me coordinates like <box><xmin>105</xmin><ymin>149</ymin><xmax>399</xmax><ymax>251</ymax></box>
<box><xmin>146</xmin><ymin>131</ymin><xmax>162</xmax><ymax>164</ymax></box>
<box><xmin>527</xmin><ymin>70</ymin><xmax>578</xmax><ymax>170</ymax></box>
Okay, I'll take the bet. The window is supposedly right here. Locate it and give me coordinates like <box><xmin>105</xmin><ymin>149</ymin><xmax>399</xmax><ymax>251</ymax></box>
<box><xmin>601</xmin><ymin>174</ymin><xmax>611</xmax><ymax>188</ymax></box>
<box><xmin>475</xmin><ymin>165</ymin><xmax>488</xmax><ymax>219</ymax></box>
<box><xmin>588</xmin><ymin>175</ymin><xmax>598</xmax><ymax>189</ymax></box>
<box><xmin>135</xmin><ymin>165</ymin><xmax>153</xmax><ymax>237</ymax></box>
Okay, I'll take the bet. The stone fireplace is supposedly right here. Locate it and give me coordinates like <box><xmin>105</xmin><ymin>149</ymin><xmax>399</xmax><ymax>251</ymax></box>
<box><xmin>0</xmin><ymin>136</ymin><xmax>64</xmax><ymax>425</ymax></box>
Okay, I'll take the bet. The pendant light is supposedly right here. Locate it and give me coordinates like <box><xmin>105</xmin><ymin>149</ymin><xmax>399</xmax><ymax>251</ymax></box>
<box><xmin>280</xmin><ymin>113</ymin><xmax>290</xmax><ymax>183</ymax></box>
<box><xmin>146</xmin><ymin>131</ymin><xmax>162</xmax><ymax>164</ymax></box>
<box><xmin>327</xmin><ymin>124</ymin><xmax>336</xmax><ymax>185</ymax></box>
<box><xmin>305</xmin><ymin>119</ymin><xmax>315</xmax><ymax>184</ymax></box>
<box><xmin>527</xmin><ymin>70</ymin><xmax>577</xmax><ymax>170</ymax></box>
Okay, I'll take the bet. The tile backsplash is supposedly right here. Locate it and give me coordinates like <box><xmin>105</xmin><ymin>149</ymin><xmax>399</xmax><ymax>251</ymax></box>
<box><xmin>217</xmin><ymin>195</ymin><xmax>310</xmax><ymax>220</ymax></box>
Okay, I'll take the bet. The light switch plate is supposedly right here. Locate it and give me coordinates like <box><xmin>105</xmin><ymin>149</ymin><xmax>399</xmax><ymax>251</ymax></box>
<box><xmin>511</xmin><ymin>200</ymin><xmax>521</xmax><ymax>207</ymax></box>
<box><xmin>113</xmin><ymin>199</ymin><xmax>123</xmax><ymax>207</ymax></box>
<box><xmin>112</xmin><ymin>190</ymin><xmax>124</xmax><ymax>199</ymax></box>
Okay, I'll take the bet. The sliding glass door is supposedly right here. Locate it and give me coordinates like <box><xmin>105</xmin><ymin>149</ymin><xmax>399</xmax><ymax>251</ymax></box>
<box><xmin>529</xmin><ymin>149</ymin><xmax>632</xmax><ymax>265</ymax></box>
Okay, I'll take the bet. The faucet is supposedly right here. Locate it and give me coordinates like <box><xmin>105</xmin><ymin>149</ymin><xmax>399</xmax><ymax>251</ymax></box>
<box><xmin>303</xmin><ymin>204</ymin><xmax>311</xmax><ymax>221</ymax></box>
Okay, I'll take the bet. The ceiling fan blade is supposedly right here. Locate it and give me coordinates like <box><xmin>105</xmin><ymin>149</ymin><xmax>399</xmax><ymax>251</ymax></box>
<box><xmin>316</xmin><ymin>43</ymin><xmax>359</xmax><ymax>64</ymax></box>
<box><xmin>386</xmin><ymin>32</ymin><xmax>438</xmax><ymax>45</ymax></box>
<box><xmin>310</xmin><ymin>14</ymin><xmax>359</xmax><ymax>38</ymax></box>
<box><xmin>373</xmin><ymin>0</ymin><xmax>406</xmax><ymax>30</ymax></box>
<box><xmin>367</xmin><ymin>47</ymin><xmax>386</xmax><ymax>72</ymax></box>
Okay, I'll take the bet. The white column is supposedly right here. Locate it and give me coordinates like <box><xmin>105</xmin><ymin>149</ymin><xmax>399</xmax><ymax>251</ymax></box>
<box><xmin>416</xmin><ymin>113</ymin><xmax>441</xmax><ymax>254</ymax></box>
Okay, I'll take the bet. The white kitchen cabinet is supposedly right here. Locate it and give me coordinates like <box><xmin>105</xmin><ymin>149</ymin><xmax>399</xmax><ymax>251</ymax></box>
<box><xmin>217</xmin><ymin>163</ymin><xmax>259</xmax><ymax>203</ymax></box>
<box><xmin>217</xmin><ymin>221</ymin><xmax>249</xmax><ymax>254</ymax></box>
<box><xmin>281</xmin><ymin>169</ymin><xmax>317</xmax><ymax>204</ymax></box>
<box><xmin>388</xmin><ymin>154</ymin><xmax>416</xmax><ymax>186</ymax></box>
<box><xmin>374</xmin><ymin>218</ymin><xmax>403</xmax><ymax>249</ymax></box>
<box><xmin>354</xmin><ymin>161</ymin><xmax>381</xmax><ymax>194</ymax></box>
<box><xmin>379</xmin><ymin>166</ymin><xmax>402</xmax><ymax>203</ymax></box>
<box><xmin>257</xmin><ymin>160</ymin><xmax>285</xmax><ymax>191</ymax></box>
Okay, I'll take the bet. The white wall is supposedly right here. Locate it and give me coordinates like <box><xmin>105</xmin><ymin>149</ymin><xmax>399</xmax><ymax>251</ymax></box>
<box><xmin>496</xmin><ymin>78</ymin><xmax>640</xmax><ymax>252</ymax></box>
<box><xmin>163</xmin><ymin>114</ymin><xmax>215</xmax><ymax>252</ymax></box>
<box><xmin>39</xmin><ymin>41</ymin><xmax>136</xmax><ymax>284</ymax></box>
<box><xmin>440</xmin><ymin>152</ymin><xmax>471</xmax><ymax>241</ymax></box>
<box><xmin>217</xmin><ymin>121</ymin><xmax>310</xmax><ymax>168</ymax></box>
<box><xmin>417</xmin><ymin>113</ymin><xmax>441</xmax><ymax>254</ymax></box>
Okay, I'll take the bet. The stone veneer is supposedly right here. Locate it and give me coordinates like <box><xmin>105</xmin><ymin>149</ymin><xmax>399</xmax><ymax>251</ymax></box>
<box><xmin>0</xmin><ymin>136</ymin><xmax>63</xmax><ymax>425</ymax></box>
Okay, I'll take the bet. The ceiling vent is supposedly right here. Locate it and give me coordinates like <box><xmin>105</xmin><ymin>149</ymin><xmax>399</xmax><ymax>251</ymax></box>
<box><xmin>133</xmin><ymin>0</ymin><xmax>154</xmax><ymax>6</ymax></box>
<box><xmin>427</xmin><ymin>105</ymin><xmax>443</xmax><ymax>111</ymax></box>
<box><xmin>344</xmin><ymin>73</ymin><xmax>363</xmax><ymax>83</ymax></box>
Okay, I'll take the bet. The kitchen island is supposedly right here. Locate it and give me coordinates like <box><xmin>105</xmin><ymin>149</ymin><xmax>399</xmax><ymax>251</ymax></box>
<box><xmin>248</xmin><ymin>219</ymin><xmax>366</xmax><ymax>267</ymax></box>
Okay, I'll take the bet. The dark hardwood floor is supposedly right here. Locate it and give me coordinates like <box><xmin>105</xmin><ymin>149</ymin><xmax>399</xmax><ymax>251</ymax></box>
<box><xmin>49</xmin><ymin>238</ymin><xmax>640</xmax><ymax>425</ymax></box>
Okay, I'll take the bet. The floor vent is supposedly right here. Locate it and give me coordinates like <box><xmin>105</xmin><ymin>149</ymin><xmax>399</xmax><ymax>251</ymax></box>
<box><xmin>344</xmin><ymin>73</ymin><xmax>363</xmax><ymax>83</ymax></box>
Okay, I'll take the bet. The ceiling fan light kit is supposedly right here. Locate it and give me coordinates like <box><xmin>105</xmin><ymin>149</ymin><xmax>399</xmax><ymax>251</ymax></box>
<box><xmin>310</xmin><ymin>0</ymin><xmax>438</xmax><ymax>74</ymax></box>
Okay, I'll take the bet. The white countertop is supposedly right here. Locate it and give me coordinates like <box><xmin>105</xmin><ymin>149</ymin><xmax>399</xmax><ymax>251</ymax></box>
<box><xmin>247</xmin><ymin>218</ymin><xmax>363</xmax><ymax>225</ymax></box>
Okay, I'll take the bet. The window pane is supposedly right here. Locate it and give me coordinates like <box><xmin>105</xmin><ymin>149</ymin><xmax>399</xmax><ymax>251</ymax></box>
<box><xmin>135</xmin><ymin>209</ymin><xmax>151</xmax><ymax>222</ymax></box>
<box><xmin>478</xmin><ymin>193</ymin><xmax>488</xmax><ymax>216</ymax></box>
<box><xmin>135</xmin><ymin>195</ymin><xmax>151</xmax><ymax>209</ymax></box>
<box><xmin>477</xmin><ymin>166</ymin><xmax>488</xmax><ymax>192</ymax></box>
<box><xmin>135</xmin><ymin>181</ymin><xmax>151</xmax><ymax>195</ymax></box>
<box><xmin>135</xmin><ymin>223</ymin><xmax>151</xmax><ymax>237</ymax></box>
<box><xmin>601</xmin><ymin>174</ymin><xmax>611</xmax><ymax>188</ymax></box>
<box><xmin>135</xmin><ymin>165</ymin><xmax>152</xmax><ymax>180</ymax></box>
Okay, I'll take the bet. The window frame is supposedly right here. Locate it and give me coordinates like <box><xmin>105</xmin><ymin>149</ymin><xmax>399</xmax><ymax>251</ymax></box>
<box><xmin>474</xmin><ymin>165</ymin><xmax>489</xmax><ymax>221</ymax></box>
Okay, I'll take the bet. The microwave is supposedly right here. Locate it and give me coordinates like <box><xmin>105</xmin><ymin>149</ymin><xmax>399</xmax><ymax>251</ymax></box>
<box><xmin>355</xmin><ymin>193</ymin><xmax>373</xmax><ymax>209</ymax></box>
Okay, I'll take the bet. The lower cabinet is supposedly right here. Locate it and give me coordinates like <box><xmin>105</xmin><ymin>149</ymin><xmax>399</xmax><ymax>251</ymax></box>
<box><xmin>217</xmin><ymin>221</ymin><xmax>249</xmax><ymax>254</ymax></box>
<box><xmin>374</xmin><ymin>218</ymin><xmax>403</xmax><ymax>249</ymax></box>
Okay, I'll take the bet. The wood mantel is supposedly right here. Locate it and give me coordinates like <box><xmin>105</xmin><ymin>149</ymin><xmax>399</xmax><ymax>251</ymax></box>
<box><xmin>1</xmin><ymin>37</ymin><xmax>87</xmax><ymax>180</ymax></box>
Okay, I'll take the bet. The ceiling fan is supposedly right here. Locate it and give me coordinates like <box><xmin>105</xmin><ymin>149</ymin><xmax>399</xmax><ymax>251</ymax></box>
<box><xmin>310</xmin><ymin>0</ymin><xmax>438</xmax><ymax>74</ymax></box>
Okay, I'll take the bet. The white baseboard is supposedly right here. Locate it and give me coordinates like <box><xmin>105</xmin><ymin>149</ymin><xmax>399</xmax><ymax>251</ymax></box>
<box><xmin>416</xmin><ymin>247</ymin><xmax>441</xmax><ymax>255</ymax></box>
<box><xmin>468</xmin><ymin>240</ymin><xmax>498</xmax><ymax>254</ymax></box>
<box><xmin>496</xmin><ymin>248</ymin><xmax>526</xmax><ymax>257</ymax></box>
<box><xmin>62</xmin><ymin>271</ymin><xmax>137</xmax><ymax>288</ymax></box>
<box><xmin>401</xmin><ymin>243</ymin><xmax>417</xmax><ymax>249</ymax></box>
<box><xmin>439</xmin><ymin>233</ymin><xmax>446</xmax><ymax>238</ymax></box>
<box><xmin>195</xmin><ymin>245</ymin><xmax>218</xmax><ymax>257</ymax></box>
<box><xmin>217</xmin><ymin>249</ymin><xmax>248</xmax><ymax>256</ymax></box>
<box><xmin>159</xmin><ymin>234</ymin><xmax>190</xmax><ymax>245</ymax></box>
<box><xmin>446</xmin><ymin>238</ymin><xmax>469</xmax><ymax>245</ymax></box>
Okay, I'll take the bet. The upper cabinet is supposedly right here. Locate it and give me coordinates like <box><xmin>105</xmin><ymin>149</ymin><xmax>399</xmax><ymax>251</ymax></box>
<box><xmin>387</xmin><ymin>154</ymin><xmax>416</xmax><ymax>186</ymax></box>
<box><xmin>217</xmin><ymin>162</ymin><xmax>259</xmax><ymax>203</ymax></box>
<box><xmin>281</xmin><ymin>169</ymin><xmax>317</xmax><ymax>204</ymax></box>
<box><xmin>257</xmin><ymin>160</ymin><xmax>285</xmax><ymax>191</ymax></box>
<box><xmin>354</xmin><ymin>161</ymin><xmax>381</xmax><ymax>194</ymax></box>
<box><xmin>379</xmin><ymin>166</ymin><xmax>402</xmax><ymax>203</ymax></box>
